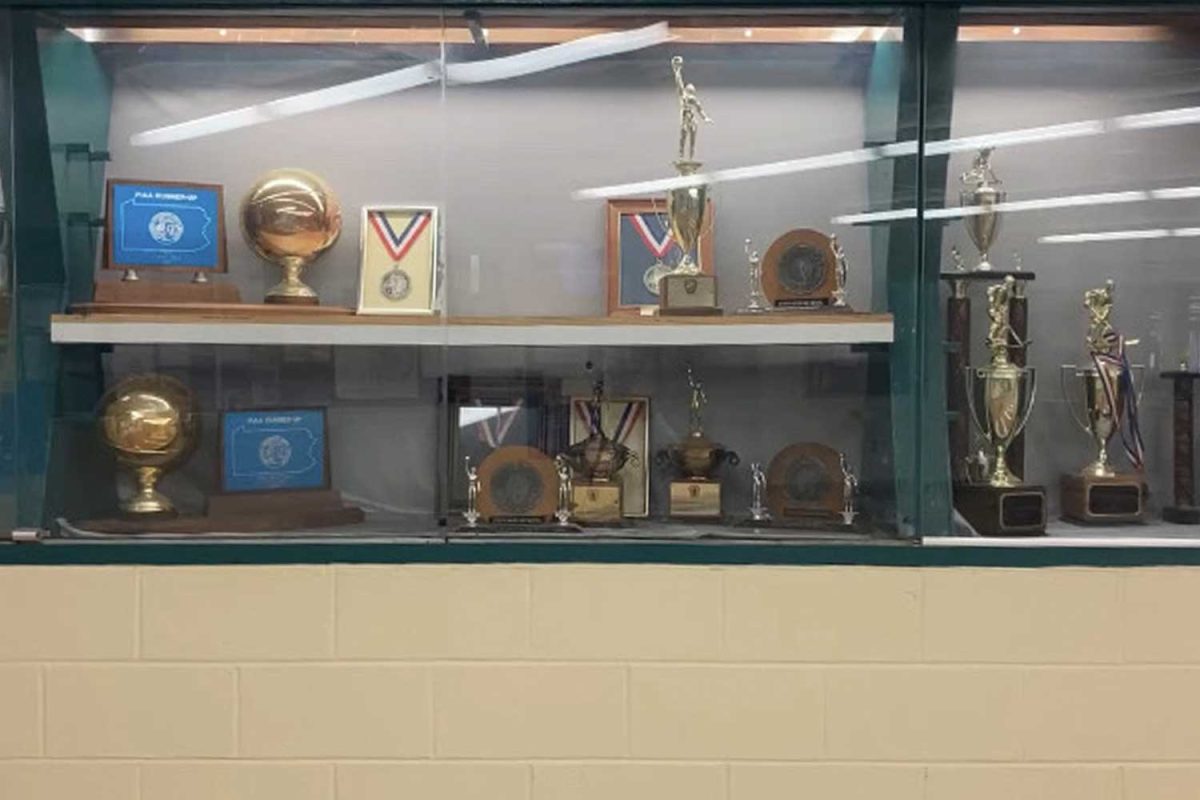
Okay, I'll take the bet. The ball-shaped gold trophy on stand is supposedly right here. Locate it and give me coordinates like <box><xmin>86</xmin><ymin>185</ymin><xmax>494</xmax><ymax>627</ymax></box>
<box><xmin>241</xmin><ymin>168</ymin><xmax>342</xmax><ymax>305</ymax></box>
<box><xmin>97</xmin><ymin>374</ymin><xmax>197</xmax><ymax>516</ymax></box>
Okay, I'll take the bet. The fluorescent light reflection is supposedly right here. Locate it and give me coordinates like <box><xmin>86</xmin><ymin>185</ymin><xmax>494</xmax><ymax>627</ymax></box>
<box><xmin>1041</xmin><ymin>227</ymin><xmax>1200</xmax><ymax>244</ymax></box>
<box><xmin>131</xmin><ymin>22</ymin><xmax>669</xmax><ymax>146</ymax></box>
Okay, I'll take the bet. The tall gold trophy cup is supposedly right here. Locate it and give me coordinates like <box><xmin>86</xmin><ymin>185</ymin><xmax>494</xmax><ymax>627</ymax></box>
<box><xmin>955</xmin><ymin>276</ymin><xmax>1046</xmax><ymax>535</ymax></box>
<box><xmin>960</xmin><ymin>147</ymin><xmax>1006</xmax><ymax>272</ymax></box>
<box><xmin>658</xmin><ymin>56</ymin><xmax>719</xmax><ymax>315</ymax></box>
<box><xmin>1060</xmin><ymin>280</ymin><xmax>1146</xmax><ymax>523</ymax></box>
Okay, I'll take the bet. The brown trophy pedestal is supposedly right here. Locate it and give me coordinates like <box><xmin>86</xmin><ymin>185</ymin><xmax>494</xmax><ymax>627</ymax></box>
<box><xmin>93</xmin><ymin>278</ymin><xmax>241</xmax><ymax>305</ymax></box>
<box><xmin>954</xmin><ymin>482</ymin><xmax>1046</xmax><ymax>536</ymax></box>
<box><xmin>1060</xmin><ymin>473</ymin><xmax>1145</xmax><ymax>524</ymax></box>
<box><xmin>78</xmin><ymin>489</ymin><xmax>363</xmax><ymax>535</ymax></box>
<box><xmin>669</xmin><ymin>479</ymin><xmax>722</xmax><ymax>519</ymax></box>
<box><xmin>571</xmin><ymin>481</ymin><xmax>623</xmax><ymax>525</ymax></box>
<box><xmin>659</xmin><ymin>274</ymin><xmax>721</xmax><ymax>316</ymax></box>
<box><xmin>265</xmin><ymin>294</ymin><xmax>319</xmax><ymax>306</ymax></box>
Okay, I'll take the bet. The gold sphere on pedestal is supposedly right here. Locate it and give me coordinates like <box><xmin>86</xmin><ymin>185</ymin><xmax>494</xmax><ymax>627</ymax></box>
<box><xmin>240</xmin><ymin>168</ymin><xmax>342</xmax><ymax>305</ymax></box>
<box><xmin>98</xmin><ymin>374</ymin><xmax>196</xmax><ymax>515</ymax></box>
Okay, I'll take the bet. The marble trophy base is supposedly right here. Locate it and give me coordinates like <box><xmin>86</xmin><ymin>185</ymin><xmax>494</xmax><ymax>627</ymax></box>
<box><xmin>572</xmin><ymin>481</ymin><xmax>624</xmax><ymax>525</ymax></box>
<box><xmin>669</xmin><ymin>479</ymin><xmax>722</xmax><ymax>519</ymax></box>
<box><xmin>1060</xmin><ymin>473</ymin><xmax>1146</xmax><ymax>525</ymax></box>
<box><xmin>954</xmin><ymin>482</ymin><xmax>1046</xmax><ymax>536</ymax></box>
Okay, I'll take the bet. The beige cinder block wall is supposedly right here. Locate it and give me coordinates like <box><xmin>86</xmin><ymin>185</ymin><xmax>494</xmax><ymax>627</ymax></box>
<box><xmin>1</xmin><ymin>564</ymin><xmax>1199</xmax><ymax>800</ymax></box>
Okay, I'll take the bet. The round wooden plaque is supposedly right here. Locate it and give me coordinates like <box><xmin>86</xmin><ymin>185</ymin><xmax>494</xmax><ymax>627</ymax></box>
<box><xmin>765</xmin><ymin>441</ymin><xmax>843</xmax><ymax>520</ymax></box>
<box><xmin>477</xmin><ymin>445</ymin><xmax>558</xmax><ymax>522</ymax></box>
<box><xmin>761</xmin><ymin>229</ymin><xmax>837</xmax><ymax>306</ymax></box>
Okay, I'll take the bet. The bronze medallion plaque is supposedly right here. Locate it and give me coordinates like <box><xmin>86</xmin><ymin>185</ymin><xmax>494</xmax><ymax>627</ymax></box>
<box><xmin>761</xmin><ymin>229</ymin><xmax>838</xmax><ymax>309</ymax></box>
<box><xmin>766</xmin><ymin>442</ymin><xmax>843</xmax><ymax>519</ymax></box>
<box><xmin>477</xmin><ymin>445</ymin><xmax>557</xmax><ymax>522</ymax></box>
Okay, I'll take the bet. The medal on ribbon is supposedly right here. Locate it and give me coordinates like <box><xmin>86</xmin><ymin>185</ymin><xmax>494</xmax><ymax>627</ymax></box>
<box><xmin>369</xmin><ymin>210</ymin><xmax>431</xmax><ymax>301</ymax></box>
<box><xmin>630</xmin><ymin>213</ymin><xmax>676</xmax><ymax>296</ymax></box>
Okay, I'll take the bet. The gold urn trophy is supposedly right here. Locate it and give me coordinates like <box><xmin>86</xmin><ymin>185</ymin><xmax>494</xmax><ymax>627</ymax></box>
<box><xmin>241</xmin><ymin>168</ymin><xmax>342</xmax><ymax>305</ymax></box>
<box><xmin>657</xmin><ymin>366</ymin><xmax>738</xmax><ymax>518</ymax></box>
<box><xmin>960</xmin><ymin>147</ymin><xmax>1006</xmax><ymax>272</ymax></box>
<box><xmin>955</xmin><ymin>276</ymin><xmax>1046</xmax><ymax>535</ymax></box>
<box><xmin>1060</xmin><ymin>280</ymin><xmax>1147</xmax><ymax>523</ymax></box>
<box><xmin>97</xmin><ymin>374</ymin><xmax>197</xmax><ymax>516</ymax></box>
<box><xmin>658</xmin><ymin>56</ymin><xmax>720</xmax><ymax>316</ymax></box>
<box><xmin>560</xmin><ymin>381</ymin><xmax>638</xmax><ymax>525</ymax></box>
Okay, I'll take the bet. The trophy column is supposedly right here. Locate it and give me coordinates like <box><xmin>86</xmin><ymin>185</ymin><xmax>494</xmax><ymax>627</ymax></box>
<box><xmin>1163</xmin><ymin>371</ymin><xmax>1200</xmax><ymax>524</ymax></box>
<box><xmin>944</xmin><ymin>276</ymin><xmax>971</xmax><ymax>482</ymax></box>
<box><xmin>1006</xmin><ymin>279</ymin><xmax>1030</xmax><ymax>478</ymax></box>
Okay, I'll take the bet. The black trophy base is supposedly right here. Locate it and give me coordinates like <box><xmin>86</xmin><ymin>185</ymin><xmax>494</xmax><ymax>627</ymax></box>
<box><xmin>1060</xmin><ymin>473</ymin><xmax>1146</xmax><ymax>525</ymax></box>
<box><xmin>954</xmin><ymin>482</ymin><xmax>1047</xmax><ymax>536</ymax></box>
<box><xmin>1164</xmin><ymin>505</ymin><xmax>1200</xmax><ymax>524</ymax></box>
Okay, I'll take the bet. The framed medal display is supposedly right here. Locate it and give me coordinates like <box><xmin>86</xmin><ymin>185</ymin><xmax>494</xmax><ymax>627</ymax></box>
<box><xmin>569</xmin><ymin>395</ymin><xmax>650</xmax><ymax>517</ymax></box>
<box><xmin>605</xmin><ymin>198</ymin><xmax>714</xmax><ymax>316</ymax></box>
<box><xmin>357</xmin><ymin>205</ymin><xmax>439</xmax><ymax>315</ymax></box>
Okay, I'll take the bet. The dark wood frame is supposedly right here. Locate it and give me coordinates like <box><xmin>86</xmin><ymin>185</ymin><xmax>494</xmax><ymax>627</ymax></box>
<box><xmin>605</xmin><ymin>197</ymin><xmax>715</xmax><ymax>316</ymax></box>
<box><xmin>217</xmin><ymin>406</ymin><xmax>332</xmax><ymax>495</ymax></box>
<box><xmin>104</xmin><ymin>178</ymin><xmax>228</xmax><ymax>273</ymax></box>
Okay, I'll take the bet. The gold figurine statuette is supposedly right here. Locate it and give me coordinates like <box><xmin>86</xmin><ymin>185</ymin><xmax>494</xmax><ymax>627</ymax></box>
<box><xmin>966</xmin><ymin>275</ymin><xmax>1036</xmax><ymax>488</ymax></box>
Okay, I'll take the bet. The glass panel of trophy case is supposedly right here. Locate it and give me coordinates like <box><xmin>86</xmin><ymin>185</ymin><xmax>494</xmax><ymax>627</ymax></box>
<box><xmin>25</xmin><ymin>6</ymin><xmax>923</xmax><ymax>540</ymax></box>
<box><xmin>929</xmin><ymin>7</ymin><xmax>1200</xmax><ymax>539</ymax></box>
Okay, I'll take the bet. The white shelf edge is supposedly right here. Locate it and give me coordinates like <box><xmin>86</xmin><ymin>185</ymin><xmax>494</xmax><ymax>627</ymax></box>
<box><xmin>926</xmin><ymin>536</ymin><xmax>1200</xmax><ymax>548</ymax></box>
<box><xmin>50</xmin><ymin>319</ymin><xmax>895</xmax><ymax>347</ymax></box>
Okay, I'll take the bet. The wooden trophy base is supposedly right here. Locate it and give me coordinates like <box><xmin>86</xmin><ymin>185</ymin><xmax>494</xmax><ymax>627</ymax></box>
<box><xmin>669</xmin><ymin>479</ymin><xmax>722</xmax><ymax>519</ymax></box>
<box><xmin>572</xmin><ymin>481</ymin><xmax>624</xmax><ymax>525</ymax></box>
<box><xmin>93</xmin><ymin>277</ymin><xmax>241</xmax><ymax>306</ymax></box>
<box><xmin>78</xmin><ymin>490</ymin><xmax>363</xmax><ymax>535</ymax></box>
<box><xmin>659</xmin><ymin>274</ymin><xmax>722</xmax><ymax>316</ymax></box>
<box><xmin>1060</xmin><ymin>473</ymin><xmax>1145</xmax><ymax>525</ymax></box>
<box><xmin>1164</xmin><ymin>505</ymin><xmax>1200</xmax><ymax>524</ymax></box>
<box><xmin>265</xmin><ymin>294</ymin><xmax>319</xmax><ymax>306</ymax></box>
<box><xmin>954</xmin><ymin>482</ymin><xmax>1047</xmax><ymax>536</ymax></box>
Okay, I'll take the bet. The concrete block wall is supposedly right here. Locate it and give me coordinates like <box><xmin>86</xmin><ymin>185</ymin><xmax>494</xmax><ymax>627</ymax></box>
<box><xmin>1</xmin><ymin>564</ymin><xmax>1199</xmax><ymax>799</ymax></box>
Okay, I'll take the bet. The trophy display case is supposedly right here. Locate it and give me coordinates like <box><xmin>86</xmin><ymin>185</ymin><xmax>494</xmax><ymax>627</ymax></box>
<box><xmin>926</xmin><ymin>7</ymin><xmax>1200</xmax><ymax>541</ymax></box>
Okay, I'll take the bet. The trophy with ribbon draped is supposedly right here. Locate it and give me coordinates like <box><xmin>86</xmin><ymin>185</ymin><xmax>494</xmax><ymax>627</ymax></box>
<box><xmin>955</xmin><ymin>276</ymin><xmax>1046</xmax><ymax>535</ymax></box>
<box><xmin>960</xmin><ymin>147</ymin><xmax>1005</xmax><ymax>272</ymax></box>
<box><xmin>658</xmin><ymin>56</ymin><xmax>720</xmax><ymax>316</ymax></box>
<box><xmin>1060</xmin><ymin>280</ymin><xmax>1147</xmax><ymax>523</ymax></box>
<box><xmin>560</xmin><ymin>380</ymin><xmax>639</xmax><ymax>524</ymax></box>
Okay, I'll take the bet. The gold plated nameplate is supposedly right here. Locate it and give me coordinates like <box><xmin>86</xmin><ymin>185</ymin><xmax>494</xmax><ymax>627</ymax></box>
<box><xmin>761</xmin><ymin>229</ymin><xmax>849</xmax><ymax>311</ymax></box>
<box><xmin>241</xmin><ymin>168</ymin><xmax>342</xmax><ymax>305</ymax></box>
<box><xmin>476</xmin><ymin>445</ymin><xmax>558</xmax><ymax>524</ymax></box>
<box><xmin>1060</xmin><ymin>280</ymin><xmax>1147</xmax><ymax>524</ymax></box>
<box><xmin>358</xmin><ymin>205</ymin><xmax>438</xmax><ymax>315</ymax></box>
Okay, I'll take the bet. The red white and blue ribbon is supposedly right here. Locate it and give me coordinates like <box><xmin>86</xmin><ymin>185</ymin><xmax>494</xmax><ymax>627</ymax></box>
<box><xmin>573</xmin><ymin>399</ymin><xmax>643</xmax><ymax>444</ymax></box>
<box><xmin>1092</xmin><ymin>332</ymin><xmax>1145</xmax><ymax>469</ymax></box>
<box><xmin>474</xmin><ymin>399</ymin><xmax>523</xmax><ymax>448</ymax></box>
<box><xmin>368</xmin><ymin>210</ymin><xmax>430</xmax><ymax>262</ymax></box>
<box><xmin>629</xmin><ymin>214</ymin><xmax>674</xmax><ymax>261</ymax></box>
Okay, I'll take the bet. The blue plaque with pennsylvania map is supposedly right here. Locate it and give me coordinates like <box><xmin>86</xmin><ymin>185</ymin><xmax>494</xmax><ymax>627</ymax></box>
<box><xmin>221</xmin><ymin>409</ymin><xmax>327</xmax><ymax>493</ymax></box>
<box><xmin>107</xmin><ymin>180</ymin><xmax>225</xmax><ymax>271</ymax></box>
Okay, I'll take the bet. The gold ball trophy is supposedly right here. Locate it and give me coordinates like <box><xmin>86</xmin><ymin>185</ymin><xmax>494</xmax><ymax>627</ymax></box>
<box><xmin>1060</xmin><ymin>280</ymin><xmax>1147</xmax><ymax>523</ymax></box>
<box><xmin>241</xmin><ymin>168</ymin><xmax>342</xmax><ymax>305</ymax></box>
<box><xmin>955</xmin><ymin>276</ymin><xmax>1046</xmax><ymax>535</ymax></box>
<box><xmin>98</xmin><ymin>374</ymin><xmax>197</xmax><ymax>516</ymax></box>
<box><xmin>560</xmin><ymin>381</ymin><xmax>637</xmax><ymax>525</ymax></box>
<box><xmin>657</xmin><ymin>366</ymin><xmax>738</xmax><ymax>518</ymax></box>
<box><xmin>658</xmin><ymin>56</ymin><xmax>720</xmax><ymax>316</ymax></box>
